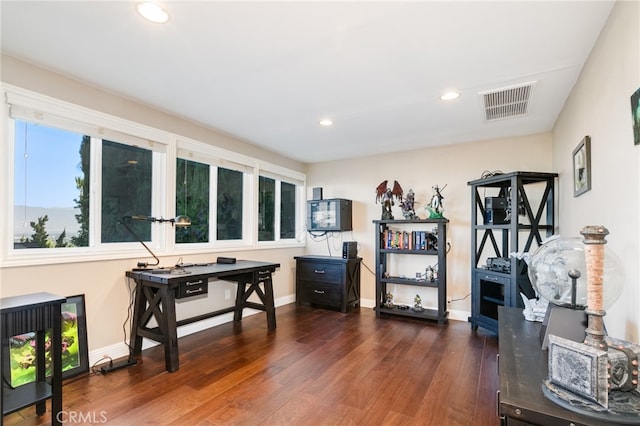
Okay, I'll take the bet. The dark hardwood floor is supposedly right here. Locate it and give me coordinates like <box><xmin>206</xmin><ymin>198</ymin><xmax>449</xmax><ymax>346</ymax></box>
<box><xmin>4</xmin><ymin>303</ymin><xmax>499</xmax><ymax>425</ymax></box>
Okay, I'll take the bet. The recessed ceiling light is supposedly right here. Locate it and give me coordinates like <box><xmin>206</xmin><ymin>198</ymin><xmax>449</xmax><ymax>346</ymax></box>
<box><xmin>137</xmin><ymin>2</ymin><xmax>169</xmax><ymax>24</ymax></box>
<box><xmin>440</xmin><ymin>91</ymin><xmax>461</xmax><ymax>101</ymax></box>
<box><xmin>319</xmin><ymin>119</ymin><xmax>334</xmax><ymax>127</ymax></box>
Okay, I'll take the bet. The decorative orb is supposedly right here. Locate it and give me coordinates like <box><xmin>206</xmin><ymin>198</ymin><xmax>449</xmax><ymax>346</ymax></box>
<box><xmin>527</xmin><ymin>236</ymin><xmax>625</xmax><ymax>309</ymax></box>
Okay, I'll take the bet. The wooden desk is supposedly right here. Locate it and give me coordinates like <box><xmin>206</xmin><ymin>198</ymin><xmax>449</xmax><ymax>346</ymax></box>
<box><xmin>498</xmin><ymin>306</ymin><xmax>607</xmax><ymax>425</ymax></box>
<box><xmin>126</xmin><ymin>260</ymin><xmax>280</xmax><ymax>372</ymax></box>
<box><xmin>1</xmin><ymin>292</ymin><xmax>65</xmax><ymax>426</ymax></box>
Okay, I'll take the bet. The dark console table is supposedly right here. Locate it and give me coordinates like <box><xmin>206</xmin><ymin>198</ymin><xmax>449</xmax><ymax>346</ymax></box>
<box><xmin>498</xmin><ymin>306</ymin><xmax>610</xmax><ymax>425</ymax></box>
<box><xmin>127</xmin><ymin>260</ymin><xmax>279</xmax><ymax>373</ymax></box>
<box><xmin>1</xmin><ymin>292</ymin><xmax>65</xmax><ymax>426</ymax></box>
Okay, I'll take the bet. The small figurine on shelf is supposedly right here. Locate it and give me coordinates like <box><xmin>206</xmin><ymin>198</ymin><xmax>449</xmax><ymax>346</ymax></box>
<box><xmin>376</xmin><ymin>180</ymin><xmax>403</xmax><ymax>220</ymax></box>
<box><xmin>425</xmin><ymin>184</ymin><xmax>446</xmax><ymax>219</ymax></box>
<box><xmin>383</xmin><ymin>292</ymin><xmax>394</xmax><ymax>308</ymax></box>
<box><xmin>401</xmin><ymin>189</ymin><xmax>419</xmax><ymax>220</ymax></box>
<box><xmin>425</xmin><ymin>265</ymin><xmax>435</xmax><ymax>283</ymax></box>
<box><xmin>413</xmin><ymin>294</ymin><xmax>424</xmax><ymax>312</ymax></box>
<box><xmin>380</xmin><ymin>188</ymin><xmax>395</xmax><ymax>220</ymax></box>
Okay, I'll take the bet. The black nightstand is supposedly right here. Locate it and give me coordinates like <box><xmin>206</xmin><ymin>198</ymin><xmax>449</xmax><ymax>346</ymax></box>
<box><xmin>295</xmin><ymin>256</ymin><xmax>361</xmax><ymax>313</ymax></box>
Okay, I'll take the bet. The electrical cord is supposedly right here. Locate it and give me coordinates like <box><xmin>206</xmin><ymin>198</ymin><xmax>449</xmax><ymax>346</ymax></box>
<box><xmin>480</xmin><ymin>170</ymin><xmax>503</xmax><ymax>179</ymax></box>
<box><xmin>90</xmin><ymin>355</ymin><xmax>113</xmax><ymax>375</ymax></box>
<box><xmin>361</xmin><ymin>260</ymin><xmax>377</xmax><ymax>276</ymax></box>
<box><xmin>449</xmin><ymin>293</ymin><xmax>471</xmax><ymax>303</ymax></box>
<box><xmin>307</xmin><ymin>230</ymin><xmax>328</xmax><ymax>239</ymax></box>
<box><xmin>123</xmin><ymin>277</ymin><xmax>137</xmax><ymax>357</ymax></box>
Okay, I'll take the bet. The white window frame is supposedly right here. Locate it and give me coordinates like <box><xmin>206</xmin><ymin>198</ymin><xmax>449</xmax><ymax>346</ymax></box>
<box><xmin>257</xmin><ymin>165</ymin><xmax>306</xmax><ymax>246</ymax></box>
<box><xmin>2</xmin><ymin>85</ymin><xmax>174</xmax><ymax>266</ymax></box>
<box><xmin>176</xmin><ymin>138</ymin><xmax>256</xmax><ymax>250</ymax></box>
<box><xmin>1</xmin><ymin>84</ymin><xmax>306</xmax><ymax>267</ymax></box>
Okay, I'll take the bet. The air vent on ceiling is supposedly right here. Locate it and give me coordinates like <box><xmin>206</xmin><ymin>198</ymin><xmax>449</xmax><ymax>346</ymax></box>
<box><xmin>480</xmin><ymin>81</ymin><xmax>536</xmax><ymax>121</ymax></box>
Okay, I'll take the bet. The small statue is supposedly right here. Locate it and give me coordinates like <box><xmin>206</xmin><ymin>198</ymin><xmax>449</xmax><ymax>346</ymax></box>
<box><xmin>401</xmin><ymin>189</ymin><xmax>418</xmax><ymax>220</ymax></box>
<box><xmin>425</xmin><ymin>184</ymin><xmax>446</xmax><ymax>219</ymax></box>
<box><xmin>413</xmin><ymin>294</ymin><xmax>424</xmax><ymax>312</ymax></box>
<box><xmin>383</xmin><ymin>292</ymin><xmax>394</xmax><ymax>308</ymax></box>
<box><xmin>425</xmin><ymin>265</ymin><xmax>435</xmax><ymax>282</ymax></box>
<box><xmin>520</xmin><ymin>293</ymin><xmax>549</xmax><ymax>322</ymax></box>
<box><xmin>376</xmin><ymin>180</ymin><xmax>403</xmax><ymax>220</ymax></box>
<box><xmin>381</xmin><ymin>188</ymin><xmax>395</xmax><ymax>220</ymax></box>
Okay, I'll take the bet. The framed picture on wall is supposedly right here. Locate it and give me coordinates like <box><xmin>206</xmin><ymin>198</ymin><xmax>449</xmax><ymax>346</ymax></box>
<box><xmin>573</xmin><ymin>136</ymin><xmax>591</xmax><ymax>197</ymax></box>
<box><xmin>6</xmin><ymin>294</ymin><xmax>89</xmax><ymax>387</ymax></box>
<box><xmin>631</xmin><ymin>86</ymin><xmax>640</xmax><ymax>145</ymax></box>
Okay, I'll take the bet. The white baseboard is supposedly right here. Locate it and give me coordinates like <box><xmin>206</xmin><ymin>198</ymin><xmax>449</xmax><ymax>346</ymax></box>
<box><xmin>448</xmin><ymin>308</ymin><xmax>470</xmax><ymax>322</ymax></box>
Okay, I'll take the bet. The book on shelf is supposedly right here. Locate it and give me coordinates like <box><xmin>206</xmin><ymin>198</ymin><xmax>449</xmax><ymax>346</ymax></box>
<box><xmin>381</xmin><ymin>229</ymin><xmax>436</xmax><ymax>250</ymax></box>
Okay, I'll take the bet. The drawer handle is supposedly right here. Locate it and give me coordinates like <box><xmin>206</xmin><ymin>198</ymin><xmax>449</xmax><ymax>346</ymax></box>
<box><xmin>186</xmin><ymin>280</ymin><xmax>204</xmax><ymax>286</ymax></box>
<box><xmin>314</xmin><ymin>290</ymin><xmax>325</xmax><ymax>294</ymax></box>
<box><xmin>314</xmin><ymin>269</ymin><xmax>325</xmax><ymax>274</ymax></box>
<box><xmin>186</xmin><ymin>289</ymin><xmax>202</xmax><ymax>294</ymax></box>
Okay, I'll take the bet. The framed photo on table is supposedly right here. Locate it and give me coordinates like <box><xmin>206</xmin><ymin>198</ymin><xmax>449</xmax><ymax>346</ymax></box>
<box><xmin>572</xmin><ymin>136</ymin><xmax>591</xmax><ymax>197</ymax></box>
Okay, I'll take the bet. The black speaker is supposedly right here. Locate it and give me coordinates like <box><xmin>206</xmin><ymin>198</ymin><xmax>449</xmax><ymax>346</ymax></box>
<box><xmin>312</xmin><ymin>187</ymin><xmax>323</xmax><ymax>200</ymax></box>
<box><xmin>485</xmin><ymin>197</ymin><xmax>507</xmax><ymax>210</ymax></box>
<box><xmin>342</xmin><ymin>241</ymin><xmax>357</xmax><ymax>259</ymax></box>
<box><xmin>485</xmin><ymin>209</ymin><xmax>509</xmax><ymax>224</ymax></box>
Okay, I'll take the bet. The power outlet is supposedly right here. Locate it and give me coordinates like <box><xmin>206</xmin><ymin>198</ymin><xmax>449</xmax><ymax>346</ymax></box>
<box><xmin>224</xmin><ymin>289</ymin><xmax>231</xmax><ymax>300</ymax></box>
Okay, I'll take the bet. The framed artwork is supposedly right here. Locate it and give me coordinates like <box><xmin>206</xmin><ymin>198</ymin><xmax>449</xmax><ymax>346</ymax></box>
<box><xmin>572</xmin><ymin>136</ymin><xmax>591</xmax><ymax>197</ymax></box>
<box><xmin>7</xmin><ymin>294</ymin><xmax>88</xmax><ymax>387</ymax></box>
<box><xmin>631</xmin><ymin>86</ymin><xmax>640</xmax><ymax>145</ymax></box>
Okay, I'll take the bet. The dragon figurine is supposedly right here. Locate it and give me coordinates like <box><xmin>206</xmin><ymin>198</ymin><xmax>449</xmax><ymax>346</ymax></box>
<box><xmin>376</xmin><ymin>180</ymin><xmax>403</xmax><ymax>220</ymax></box>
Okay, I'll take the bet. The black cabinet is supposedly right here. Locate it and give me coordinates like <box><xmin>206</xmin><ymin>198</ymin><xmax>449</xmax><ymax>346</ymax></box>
<box><xmin>1</xmin><ymin>292</ymin><xmax>65</xmax><ymax>426</ymax></box>
<box><xmin>295</xmin><ymin>256</ymin><xmax>361</xmax><ymax>313</ymax></box>
<box><xmin>468</xmin><ymin>171</ymin><xmax>557</xmax><ymax>334</ymax></box>
<box><xmin>373</xmin><ymin>219</ymin><xmax>448</xmax><ymax>324</ymax></box>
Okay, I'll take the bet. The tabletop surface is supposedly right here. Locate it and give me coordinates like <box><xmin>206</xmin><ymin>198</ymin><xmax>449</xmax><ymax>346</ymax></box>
<box><xmin>126</xmin><ymin>260</ymin><xmax>280</xmax><ymax>284</ymax></box>
<box><xmin>498</xmin><ymin>306</ymin><xmax>610</xmax><ymax>425</ymax></box>
<box><xmin>0</xmin><ymin>292</ymin><xmax>66</xmax><ymax>312</ymax></box>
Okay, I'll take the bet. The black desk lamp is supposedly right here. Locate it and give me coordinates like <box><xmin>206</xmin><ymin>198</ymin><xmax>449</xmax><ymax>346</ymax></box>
<box><xmin>120</xmin><ymin>215</ymin><xmax>191</xmax><ymax>270</ymax></box>
<box><xmin>107</xmin><ymin>215</ymin><xmax>191</xmax><ymax>373</ymax></box>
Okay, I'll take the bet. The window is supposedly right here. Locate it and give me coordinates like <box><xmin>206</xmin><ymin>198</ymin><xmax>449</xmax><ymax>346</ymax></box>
<box><xmin>102</xmin><ymin>141</ymin><xmax>153</xmax><ymax>243</ymax></box>
<box><xmin>2</xmin><ymin>85</ymin><xmax>305</xmax><ymax>266</ymax></box>
<box><xmin>12</xmin><ymin>120</ymin><xmax>158</xmax><ymax>249</ymax></box>
<box><xmin>258</xmin><ymin>176</ymin><xmax>275</xmax><ymax>241</ymax></box>
<box><xmin>175</xmin><ymin>143</ymin><xmax>252</xmax><ymax>245</ymax></box>
<box><xmin>13</xmin><ymin>120</ymin><xmax>88</xmax><ymax>249</ymax></box>
<box><xmin>280</xmin><ymin>181</ymin><xmax>296</xmax><ymax>239</ymax></box>
<box><xmin>258</xmin><ymin>175</ymin><xmax>299</xmax><ymax>242</ymax></box>
<box><xmin>217</xmin><ymin>167</ymin><xmax>243</xmax><ymax>240</ymax></box>
<box><xmin>176</xmin><ymin>158</ymin><xmax>210</xmax><ymax>243</ymax></box>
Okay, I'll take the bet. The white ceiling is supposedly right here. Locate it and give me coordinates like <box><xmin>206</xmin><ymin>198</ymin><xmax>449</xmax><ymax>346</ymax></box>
<box><xmin>1</xmin><ymin>1</ymin><xmax>615</xmax><ymax>164</ymax></box>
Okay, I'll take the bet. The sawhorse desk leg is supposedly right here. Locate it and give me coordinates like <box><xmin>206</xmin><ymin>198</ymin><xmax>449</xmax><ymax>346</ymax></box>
<box><xmin>232</xmin><ymin>269</ymin><xmax>276</xmax><ymax>330</ymax></box>
<box><xmin>130</xmin><ymin>281</ymin><xmax>180</xmax><ymax>372</ymax></box>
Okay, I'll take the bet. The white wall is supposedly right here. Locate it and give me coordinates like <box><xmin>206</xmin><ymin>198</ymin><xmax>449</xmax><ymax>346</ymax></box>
<box><xmin>552</xmin><ymin>0</ymin><xmax>640</xmax><ymax>341</ymax></box>
<box><xmin>305</xmin><ymin>133</ymin><xmax>552</xmax><ymax>319</ymax></box>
